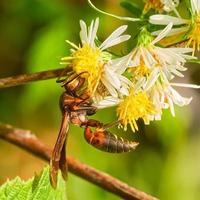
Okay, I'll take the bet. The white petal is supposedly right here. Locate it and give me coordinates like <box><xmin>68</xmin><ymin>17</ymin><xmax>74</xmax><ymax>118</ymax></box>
<box><xmin>119</xmin><ymin>87</ymin><xmax>129</xmax><ymax>96</ymax></box>
<box><xmin>169</xmin><ymin>47</ymin><xmax>193</xmax><ymax>54</ymax></box>
<box><xmin>152</xmin><ymin>22</ymin><xmax>173</xmax><ymax>45</ymax></box>
<box><xmin>80</xmin><ymin>20</ymin><xmax>88</xmax><ymax>44</ymax></box>
<box><xmin>118</xmin><ymin>74</ymin><xmax>133</xmax><ymax>86</ymax></box>
<box><xmin>88</xmin><ymin>20</ymin><xmax>95</xmax><ymax>46</ymax></box>
<box><xmin>169</xmin><ymin>68</ymin><xmax>184</xmax><ymax>77</ymax></box>
<box><xmin>89</xmin><ymin>18</ymin><xmax>99</xmax><ymax>48</ymax></box>
<box><xmin>191</xmin><ymin>0</ymin><xmax>199</xmax><ymax>13</ymax></box>
<box><xmin>140</xmin><ymin>47</ymin><xmax>153</xmax><ymax>68</ymax></box>
<box><xmin>198</xmin><ymin>0</ymin><xmax>200</xmax><ymax>10</ymax></box>
<box><xmin>142</xmin><ymin>48</ymin><xmax>156</xmax><ymax>66</ymax></box>
<box><xmin>93</xmin><ymin>96</ymin><xmax>120</xmax><ymax>108</ymax></box>
<box><xmin>149</xmin><ymin>15</ymin><xmax>189</xmax><ymax>25</ymax></box>
<box><xmin>109</xmin><ymin>52</ymin><xmax>132</xmax><ymax>74</ymax></box>
<box><xmin>100</xmin><ymin>35</ymin><xmax>131</xmax><ymax>50</ymax></box>
<box><xmin>170</xmin><ymin>87</ymin><xmax>193</xmax><ymax>106</ymax></box>
<box><xmin>130</xmin><ymin>48</ymin><xmax>141</xmax><ymax>67</ymax></box>
<box><xmin>100</xmin><ymin>25</ymin><xmax>128</xmax><ymax>49</ymax></box>
<box><xmin>167</xmin><ymin>96</ymin><xmax>176</xmax><ymax>116</ymax></box>
<box><xmin>144</xmin><ymin>69</ymin><xmax>160</xmax><ymax>91</ymax></box>
<box><xmin>104</xmin><ymin>68</ymin><xmax>121</xmax><ymax>90</ymax></box>
<box><xmin>135</xmin><ymin>77</ymin><xmax>146</xmax><ymax>91</ymax></box>
<box><xmin>101</xmin><ymin>76</ymin><xmax>118</xmax><ymax>97</ymax></box>
<box><xmin>151</xmin><ymin>26</ymin><xmax>189</xmax><ymax>36</ymax></box>
<box><xmin>170</xmin><ymin>83</ymin><xmax>200</xmax><ymax>88</ymax></box>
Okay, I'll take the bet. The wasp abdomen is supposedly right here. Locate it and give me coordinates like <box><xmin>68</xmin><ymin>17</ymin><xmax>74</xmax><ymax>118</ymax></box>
<box><xmin>84</xmin><ymin>127</ymin><xmax>139</xmax><ymax>153</ymax></box>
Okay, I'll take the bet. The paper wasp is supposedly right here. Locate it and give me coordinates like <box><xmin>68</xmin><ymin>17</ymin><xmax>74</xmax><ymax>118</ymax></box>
<box><xmin>50</xmin><ymin>72</ymin><xmax>139</xmax><ymax>188</ymax></box>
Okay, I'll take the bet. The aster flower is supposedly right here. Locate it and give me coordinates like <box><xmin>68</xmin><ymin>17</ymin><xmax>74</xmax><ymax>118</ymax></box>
<box><xmin>61</xmin><ymin>18</ymin><xmax>131</xmax><ymax>98</ymax></box>
<box><xmin>128</xmin><ymin>23</ymin><xmax>194</xmax><ymax>91</ymax></box>
<box><xmin>94</xmin><ymin>81</ymin><xmax>156</xmax><ymax>132</ymax></box>
<box><xmin>149</xmin><ymin>0</ymin><xmax>200</xmax><ymax>54</ymax></box>
<box><xmin>116</xmin><ymin>88</ymin><xmax>155</xmax><ymax>132</ymax></box>
<box><xmin>143</xmin><ymin>0</ymin><xmax>180</xmax><ymax>16</ymax></box>
<box><xmin>94</xmin><ymin>22</ymin><xmax>198</xmax><ymax>132</ymax></box>
<box><xmin>147</xmin><ymin>80</ymin><xmax>200</xmax><ymax>119</ymax></box>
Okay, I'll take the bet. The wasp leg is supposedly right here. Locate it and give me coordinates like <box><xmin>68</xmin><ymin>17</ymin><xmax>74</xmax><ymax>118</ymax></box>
<box><xmin>50</xmin><ymin>111</ymin><xmax>69</xmax><ymax>188</ymax></box>
<box><xmin>56</xmin><ymin>68</ymin><xmax>74</xmax><ymax>83</ymax></box>
<box><xmin>103</xmin><ymin>120</ymin><xmax>121</xmax><ymax>129</ymax></box>
<box><xmin>81</xmin><ymin>119</ymin><xmax>103</xmax><ymax>128</ymax></box>
<box><xmin>72</xmin><ymin>106</ymin><xmax>97</xmax><ymax>116</ymax></box>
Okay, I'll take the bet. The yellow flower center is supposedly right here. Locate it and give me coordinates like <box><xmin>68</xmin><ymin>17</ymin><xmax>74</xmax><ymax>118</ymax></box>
<box><xmin>187</xmin><ymin>13</ymin><xmax>200</xmax><ymax>54</ymax></box>
<box><xmin>130</xmin><ymin>57</ymin><xmax>151</xmax><ymax>79</ymax></box>
<box><xmin>143</xmin><ymin>0</ymin><xmax>164</xmax><ymax>13</ymax></box>
<box><xmin>117</xmin><ymin>89</ymin><xmax>155</xmax><ymax>132</ymax></box>
<box><xmin>71</xmin><ymin>44</ymin><xmax>104</xmax><ymax>95</ymax></box>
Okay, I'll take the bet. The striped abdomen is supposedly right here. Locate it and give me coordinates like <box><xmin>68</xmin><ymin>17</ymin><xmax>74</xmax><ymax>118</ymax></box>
<box><xmin>84</xmin><ymin>127</ymin><xmax>139</xmax><ymax>153</ymax></box>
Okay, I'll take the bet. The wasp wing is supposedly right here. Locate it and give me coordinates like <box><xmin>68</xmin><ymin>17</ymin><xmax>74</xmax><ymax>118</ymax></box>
<box><xmin>50</xmin><ymin>111</ymin><xmax>69</xmax><ymax>188</ymax></box>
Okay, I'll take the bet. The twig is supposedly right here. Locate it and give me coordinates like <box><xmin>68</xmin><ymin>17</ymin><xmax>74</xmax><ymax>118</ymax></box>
<box><xmin>0</xmin><ymin>67</ymin><xmax>72</xmax><ymax>88</ymax></box>
<box><xmin>0</xmin><ymin>124</ymin><xmax>157</xmax><ymax>200</ymax></box>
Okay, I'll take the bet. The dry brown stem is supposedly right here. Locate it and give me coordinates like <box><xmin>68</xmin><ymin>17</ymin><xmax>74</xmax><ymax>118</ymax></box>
<box><xmin>0</xmin><ymin>124</ymin><xmax>157</xmax><ymax>200</ymax></box>
<box><xmin>0</xmin><ymin>67</ymin><xmax>72</xmax><ymax>88</ymax></box>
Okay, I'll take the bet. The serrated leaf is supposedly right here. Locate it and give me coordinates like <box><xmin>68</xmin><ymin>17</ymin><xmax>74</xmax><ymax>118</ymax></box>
<box><xmin>120</xmin><ymin>0</ymin><xmax>142</xmax><ymax>17</ymax></box>
<box><xmin>0</xmin><ymin>166</ymin><xmax>67</xmax><ymax>200</ymax></box>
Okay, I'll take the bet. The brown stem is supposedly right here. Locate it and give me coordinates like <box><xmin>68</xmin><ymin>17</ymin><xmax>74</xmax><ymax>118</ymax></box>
<box><xmin>0</xmin><ymin>124</ymin><xmax>157</xmax><ymax>200</ymax></box>
<box><xmin>0</xmin><ymin>67</ymin><xmax>72</xmax><ymax>88</ymax></box>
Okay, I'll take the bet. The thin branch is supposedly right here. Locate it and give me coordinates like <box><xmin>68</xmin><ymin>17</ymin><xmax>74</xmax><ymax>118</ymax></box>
<box><xmin>0</xmin><ymin>124</ymin><xmax>157</xmax><ymax>200</ymax></box>
<box><xmin>0</xmin><ymin>67</ymin><xmax>72</xmax><ymax>88</ymax></box>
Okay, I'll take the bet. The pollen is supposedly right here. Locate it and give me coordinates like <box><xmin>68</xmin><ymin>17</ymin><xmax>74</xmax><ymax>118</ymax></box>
<box><xmin>131</xmin><ymin>58</ymin><xmax>151</xmax><ymax>79</ymax></box>
<box><xmin>117</xmin><ymin>89</ymin><xmax>155</xmax><ymax>132</ymax></box>
<box><xmin>143</xmin><ymin>0</ymin><xmax>164</xmax><ymax>13</ymax></box>
<box><xmin>71</xmin><ymin>44</ymin><xmax>104</xmax><ymax>95</ymax></box>
<box><xmin>187</xmin><ymin>14</ymin><xmax>200</xmax><ymax>55</ymax></box>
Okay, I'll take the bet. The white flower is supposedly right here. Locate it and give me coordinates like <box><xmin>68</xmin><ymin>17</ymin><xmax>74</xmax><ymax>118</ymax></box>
<box><xmin>144</xmin><ymin>0</ymin><xmax>180</xmax><ymax>16</ymax></box>
<box><xmin>162</xmin><ymin>0</ymin><xmax>180</xmax><ymax>13</ymax></box>
<box><xmin>128</xmin><ymin>23</ymin><xmax>194</xmax><ymax>91</ymax></box>
<box><xmin>100</xmin><ymin>54</ymin><xmax>133</xmax><ymax>98</ymax></box>
<box><xmin>94</xmin><ymin>80</ymin><xmax>156</xmax><ymax>132</ymax></box>
<box><xmin>149</xmin><ymin>0</ymin><xmax>200</xmax><ymax>53</ymax></box>
<box><xmin>79</xmin><ymin>18</ymin><xmax>130</xmax><ymax>50</ymax></box>
<box><xmin>147</xmin><ymin>80</ymin><xmax>199</xmax><ymax>118</ymax></box>
<box><xmin>61</xmin><ymin>18</ymin><xmax>131</xmax><ymax>98</ymax></box>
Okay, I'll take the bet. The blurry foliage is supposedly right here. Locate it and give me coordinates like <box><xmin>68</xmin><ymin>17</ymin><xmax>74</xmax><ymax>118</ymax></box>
<box><xmin>0</xmin><ymin>0</ymin><xmax>200</xmax><ymax>200</ymax></box>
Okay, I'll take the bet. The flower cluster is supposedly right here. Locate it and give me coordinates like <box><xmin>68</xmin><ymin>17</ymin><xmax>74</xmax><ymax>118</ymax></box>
<box><xmin>150</xmin><ymin>0</ymin><xmax>200</xmax><ymax>54</ymax></box>
<box><xmin>62</xmin><ymin>0</ymin><xmax>200</xmax><ymax>132</ymax></box>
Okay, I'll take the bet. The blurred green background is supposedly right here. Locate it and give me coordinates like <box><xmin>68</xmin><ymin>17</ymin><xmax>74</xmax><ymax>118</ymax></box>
<box><xmin>0</xmin><ymin>0</ymin><xmax>200</xmax><ymax>199</ymax></box>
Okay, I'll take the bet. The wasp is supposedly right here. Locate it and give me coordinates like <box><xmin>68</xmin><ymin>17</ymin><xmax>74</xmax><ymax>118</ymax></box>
<box><xmin>50</xmin><ymin>72</ymin><xmax>139</xmax><ymax>188</ymax></box>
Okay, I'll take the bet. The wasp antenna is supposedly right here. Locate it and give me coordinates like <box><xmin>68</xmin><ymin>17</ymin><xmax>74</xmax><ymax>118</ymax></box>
<box><xmin>60</xmin><ymin>71</ymin><xmax>87</xmax><ymax>87</ymax></box>
<box><xmin>56</xmin><ymin>67</ymin><xmax>73</xmax><ymax>83</ymax></box>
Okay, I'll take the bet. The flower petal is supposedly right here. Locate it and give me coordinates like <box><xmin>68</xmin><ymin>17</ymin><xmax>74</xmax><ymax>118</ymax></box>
<box><xmin>80</xmin><ymin>20</ymin><xmax>88</xmax><ymax>44</ymax></box>
<box><xmin>152</xmin><ymin>22</ymin><xmax>173</xmax><ymax>45</ymax></box>
<box><xmin>100</xmin><ymin>25</ymin><xmax>130</xmax><ymax>50</ymax></box>
<box><xmin>149</xmin><ymin>14</ymin><xmax>189</xmax><ymax>25</ymax></box>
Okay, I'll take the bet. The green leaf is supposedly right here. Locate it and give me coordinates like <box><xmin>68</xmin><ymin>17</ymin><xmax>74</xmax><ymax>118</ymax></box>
<box><xmin>120</xmin><ymin>0</ymin><xmax>142</xmax><ymax>17</ymax></box>
<box><xmin>0</xmin><ymin>166</ymin><xmax>67</xmax><ymax>200</ymax></box>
